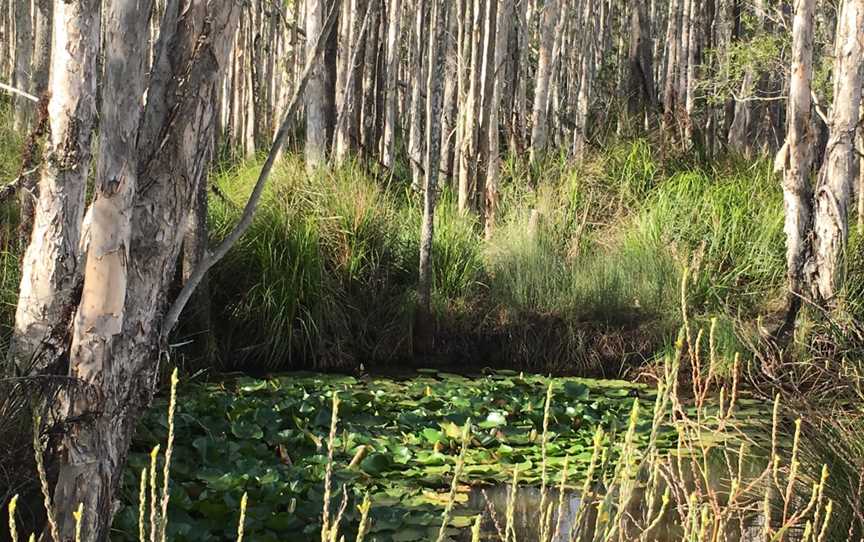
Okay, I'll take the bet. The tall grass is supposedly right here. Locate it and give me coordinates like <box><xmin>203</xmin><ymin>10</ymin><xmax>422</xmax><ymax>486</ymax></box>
<box><xmin>195</xmin><ymin>140</ymin><xmax>791</xmax><ymax>372</ymax></box>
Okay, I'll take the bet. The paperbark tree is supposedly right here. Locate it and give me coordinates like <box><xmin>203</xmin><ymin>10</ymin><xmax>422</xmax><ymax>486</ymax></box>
<box><xmin>807</xmin><ymin>0</ymin><xmax>864</xmax><ymax>305</ymax></box>
<box><xmin>381</xmin><ymin>0</ymin><xmax>402</xmax><ymax>167</ymax></box>
<box><xmin>52</xmin><ymin>0</ymin><xmax>153</xmax><ymax>535</ymax></box>
<box><xmin>775</xmin><ymin>0</ymin><xmax>815</xmax><ymax>333</ymax></box>
<box><xmin>627</xmin><ymin>0</ymin><xmax>656</xmax><ymax>121</ymax></box>
<box><xmin>8</xmin><ymin>0</ymin><xmax>100</xmax><ymax>376</ymax></box>
<box><xmin>408</xmin><ymin>0</ymin><xmax>428</xmax><ymax>188</ymax></box>
<box><xmin>12</xmin><ymin>0</ymin><xmax>32</xmax><ymax>129</ymax></box>
<box><xmin>529</xmin><ymin>0</ymin><xmax>558</xmax><ymax>162</ymax></box>
<box><xmin>417</xmin><ymin>0</ymin><xmax>445</xmax><ymax>346</ymax></box>
<box><xmin>306</xmin><ymin>0</ymin><xmax>329</xmax><ymax>167</ymax></box>
<box><xmin>485</xmin><ymin>0</ymin><xmax>512</xmax><ymax>238</ymax></box>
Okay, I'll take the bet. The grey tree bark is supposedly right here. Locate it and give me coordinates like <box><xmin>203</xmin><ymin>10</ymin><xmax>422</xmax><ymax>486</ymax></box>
<box><xmin>484</xmin><ymin>0</ymin><xmax>511</xmax><ymax>239</ymax></box>
<box><xmin>12</xmin><ymin>0</ymin><xmax>32</xmax><ymax>129</ymax></box>
<box><xmin>417</xmin><ymin>0</ymin><xmax>445</xmax><ymax>346</ymax></box>
<box><xmin>305</xmin><ymin>0</ymin><xmax>329</xmax><ymax>168</ymax></box>
<box><xmin>381</xmin><ymin>0</ymin><xmax>402</xmax><ymax>167</ymax></box>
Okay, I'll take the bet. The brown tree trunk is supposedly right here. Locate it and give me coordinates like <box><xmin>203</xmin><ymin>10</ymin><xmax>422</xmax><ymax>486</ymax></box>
<box><xmin>627</xmin><ymin>0</ymin><xmax>655</xmax><ymax>121</ymax></box>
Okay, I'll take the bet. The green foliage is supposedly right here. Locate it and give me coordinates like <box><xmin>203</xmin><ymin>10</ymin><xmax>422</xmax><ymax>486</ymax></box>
<box><xmin>200</xmin><ymin>140</ymin><xmax>789</xmax><ymax>372</ymax></box>
<box><xmin>114</xmin><ymin>372</ymin><xmax>667</xmax><ymax>542</ymax></box>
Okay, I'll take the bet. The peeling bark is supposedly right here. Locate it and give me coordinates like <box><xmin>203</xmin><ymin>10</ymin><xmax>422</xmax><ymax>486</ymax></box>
<box><xmin>9</xmin><ymin>0</ymin><xmax>101</xmax><ymax>376</ymax></box>
<box><xmin>808</xmin><ymin>0</ymin><xmax>864</xmax><ymax>304</ymax></box>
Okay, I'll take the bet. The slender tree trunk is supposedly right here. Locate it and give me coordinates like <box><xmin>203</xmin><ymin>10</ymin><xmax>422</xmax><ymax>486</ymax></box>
<box><xmin>808</xmin><ymin>0</ymin><xmax>864</xmax><ymax>305</ymax></box>
<box><xmin>359</xmin><ymin>0</ymin><xmax>380</xmax><ymax>154</ymax></box>
<box><xmin>305</xmin><ymin>0</ymin><xmax>329</xmax><ymax>168</ymax></box>
<box><xmin>485</xmin><ymin>0</ymin><xmax>511</xmax><ymax>239</ymax></box>
<box><xmin>529</xmin><ymin>0</ymin><xmax>558</xmax><ymax>162</ymax></box>
<box><xmin>417</xmin><ymin>0</ymin><xmax>445</xmax><ymax>350</ymax></box>
<box><xmin>381</xmin><ymin>0</ymin><xmax>401</xmax><ymax>167</ymax></box>
<box><xmin>662</xmin><ymin>0</ymin><xmax>680</xmax><ymax>130</ymax></box>
<box><xmin>408</xmin><ymin>0</ymin><xmax>428</xmax><ymax>188</ymax></box>
<box><xmin>8</xmin><ymin>0</ymin><xmax>101</xmax><ymax>375</ymax></box>
<box><xmin>439</xmin><ymin>3</ymin><xmax>458</xmax><ymax>180</ymax></box>
<box><xmin>457</xmin><ymin>0</ymin><xmax>484</xmax><ymax>211</ymax></box>
<box><xmin>627</xmin><ymin>0</ymin><xmax>655</xmax><ymax>121</ymax></box>
<box><xmin>572</xmin><ymin>0</ymin><xmax>596</xmax><ymax>160</ymax></box>
<box><xmin>776</xmin><ymin>0</ymin><xmax>815</xmax><ymax>333</ymax></box>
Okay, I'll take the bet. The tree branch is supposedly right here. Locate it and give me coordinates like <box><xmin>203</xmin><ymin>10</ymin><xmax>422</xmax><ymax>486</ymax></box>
<box><xmin>0</xmin><ymin>167</ymin><xmax>39</xmax><ymax>202</ymax></box>
<box><xmin>0</xmin><ymin>82</ymin><xmax>38</xmax><ymax>103</ymax></box>
<box><xmin>160</xmin><ymin>2</ymin><xmax>339</xmax><ymax>341</ymax></box>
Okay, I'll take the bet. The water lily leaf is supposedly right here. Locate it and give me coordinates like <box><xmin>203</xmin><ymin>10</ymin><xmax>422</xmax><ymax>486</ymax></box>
<box><xmin>360</xmin><ymin>452</ymin><xmax>392</xmax><ymax>475</ymax></box>
<box><xmin>230</xmin><ymin>420</ymin><xmax>263</xmax><ymax>440</ymax></box>
<box><xmin>422</xmin><ymin>427</ymin><xmax>445</xmax><ymax>444</ymax></box>
<box><xmin>563</xmin><ymin>382</ymin><xmax>590</xmax><ymax>401</ymax></box>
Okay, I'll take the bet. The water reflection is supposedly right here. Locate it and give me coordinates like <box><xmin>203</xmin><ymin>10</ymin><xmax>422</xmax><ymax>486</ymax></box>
<box><xmin>460</xmin><ymin>485</ymin><xmax>581</xmax><ymax>541</ymax></box>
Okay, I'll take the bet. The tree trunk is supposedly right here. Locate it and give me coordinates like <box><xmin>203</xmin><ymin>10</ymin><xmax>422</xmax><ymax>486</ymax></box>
<box><xmin>485</xmin><ymin>0</ymin><xmax>511</xmax><ymax>239</ymax></box>
<box><xmin>49</xmin><ymin>3</ymin><xmax>242</xmax><ymax>539</ymax></box>
<box><xmin>12</xmin><ymin>0</ymin><xmax>33</xmax><ymax>129</ymax></box>
<box><xmin>417</xmin><ymin>0</ymin><xmax>445</xmax><ymax>350</ymax></box>
<box><xmin>408</xmin><ymin>0</ymin><xmax>428</xmax><ymax>189</ymax></box>
<box><xmin>529</xmin><ymin>0</ymin><xmax>558</xmax><ymax>162</ymax></box>
<box><xmin>381</xmin><ymin>0</ymin><xmax>401</xmax><ymax>168</ymax></box>
<box><xmin>51</xmin><ymin>0</ymin><xmax>152</xmax><ymax>536</ymax></box>
<box><xmin>305</xmin><ymin>0</ymin><xmax>329</xmax><ymax>168</ymax></box>
<box><xmin>627</xmin><ymin>0</ymin><xmax>655</xmax><ymax>121</ymax></box>
<box><xmin>776</xmin><ymin>0</ymin><xmax>815</xmax><ymax>333</ymax></box>
<box><xmin>572</xmin><ymin>0</ymin><xmax>596</xmax><ymax>160</ymax></box>
<box><xmin>457</xmin><ymin>0</ymin><xmax>485</xmax><ymax>212</ymax></box>
<box><xmin>8</xmin><ymin>0</ymin><xmax>101</xmax><ymax>376</ymax></box>
<box><xmin>807</xmin><ymin>0</ymin><xmax>864</xmax><ymax>305</ymax></box>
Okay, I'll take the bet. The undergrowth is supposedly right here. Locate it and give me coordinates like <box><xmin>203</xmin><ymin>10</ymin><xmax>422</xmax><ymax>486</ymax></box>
<box><xmin>194</xmin><ymin>140</ymin><xmax>790</xmax><ymax>374</ymax></box>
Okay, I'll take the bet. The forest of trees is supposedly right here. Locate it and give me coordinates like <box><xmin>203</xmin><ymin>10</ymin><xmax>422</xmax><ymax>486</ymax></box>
<box><xmin>1</xmin><ymin>0</ymin><xmax>864</xmax><ymax>540</ymax></box>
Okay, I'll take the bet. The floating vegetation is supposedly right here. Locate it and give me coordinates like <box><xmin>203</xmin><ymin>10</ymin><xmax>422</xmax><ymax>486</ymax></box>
<box><xmin>114</xmin><ymin>371</ymin><xmax>671</xmax><ymax>541</ymax></box>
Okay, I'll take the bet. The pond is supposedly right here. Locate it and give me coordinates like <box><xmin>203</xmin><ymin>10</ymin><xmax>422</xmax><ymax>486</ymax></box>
<box><xmin>112</xmin><ymin>370</ymin><xmax>747</xmax><ymax>541</ymax></box>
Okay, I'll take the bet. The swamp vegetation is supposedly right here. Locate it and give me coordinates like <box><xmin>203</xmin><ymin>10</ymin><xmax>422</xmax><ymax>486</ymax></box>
<box><xmin>1</xmin><ymin>0</ymin><xmax>864</xmax><ymax>540</ymax></box>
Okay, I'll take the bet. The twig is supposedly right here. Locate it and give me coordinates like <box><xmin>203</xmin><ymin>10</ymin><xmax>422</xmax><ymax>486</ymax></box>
<box><xmin>0</xmin><ymin>167</ymin><xmax>39</xmax><ymax>202</ymax></box>
<box><xmin>160</xmin><ymin>1</ymin><xmax>339</xmax><ymax>341</ymax></box>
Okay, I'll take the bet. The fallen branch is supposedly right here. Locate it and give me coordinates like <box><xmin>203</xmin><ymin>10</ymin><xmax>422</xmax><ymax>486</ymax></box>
<box><xmin>0</xmin><ymin>82</ymin><xmax>38</xmax><ymax>103</ymax></box>
<box><xmin>160</xmin><ymin>2</ymin><xmax>339</xmax><ymax>340</ymax></box>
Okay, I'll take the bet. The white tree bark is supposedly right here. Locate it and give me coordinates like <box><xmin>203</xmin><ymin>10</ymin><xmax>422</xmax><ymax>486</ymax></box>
<box><xmin>8</xmin><ymin>0</ymin><xmax>101</xmax><ymax>375</ymax></box>
<box><xmin>529</xmin><ymin>0</ymin><xmax>558</xmax><ymax>162</ymax></box>
<box><xmin>52</xmin><ymin>0</ymin><xmax>151</xmax><ymax>535</ymax></box>
<box><xmin>775</xmin><ymin>0</ymin><xmax>815</xmax><ymax>330</ymax></box>
<box><xmin>808</xmin><ymin>0</ymin><xmax>864</xmax><ymax>304</ymax></box>
<box><xmin>485</xmin><ymin>0</ymin><xmax>511</xmax><ymax>239</ymax></box>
